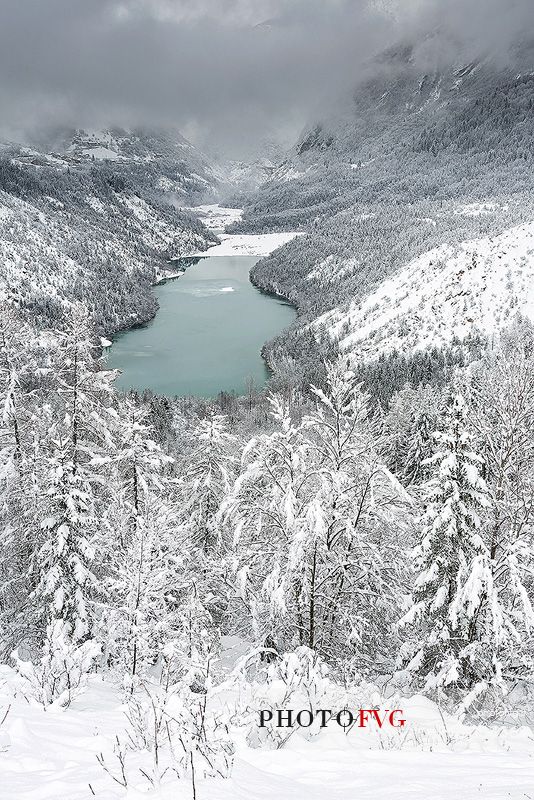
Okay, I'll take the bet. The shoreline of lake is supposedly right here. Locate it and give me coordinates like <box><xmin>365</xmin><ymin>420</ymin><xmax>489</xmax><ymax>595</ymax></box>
<box><xmin>106</xmin><ymin>241</ymin><xmax>298</xmax><ymax>399</ymax></box>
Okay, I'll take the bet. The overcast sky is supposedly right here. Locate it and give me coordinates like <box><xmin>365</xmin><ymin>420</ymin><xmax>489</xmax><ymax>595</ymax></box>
<box><xmin>0</xmin><ymin>0</ymin><xmax>533</xmax><ymax>159</ymax></box>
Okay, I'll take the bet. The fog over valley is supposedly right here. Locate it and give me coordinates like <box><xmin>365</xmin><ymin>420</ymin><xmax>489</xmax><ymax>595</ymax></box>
<box><xmin>0</xmin><ymin>0</ymin><xmax>533</xmax><ymax>157</ymax></box>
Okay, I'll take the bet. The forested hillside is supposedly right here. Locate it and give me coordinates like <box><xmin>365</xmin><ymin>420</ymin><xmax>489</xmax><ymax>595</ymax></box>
<box><xmin>233</xmin><ymin>37</ymin><xmax>534</xmax><ymax>387</ymax></box>
<box><xmin>0</xmin><ymin>140</ymin><xmax>218</xmax><ymax>333</ymax></box>
<box><xmin>22</xmin><ymin>126</ymin><xmax>220</xmax><ymax>204</ymax></box>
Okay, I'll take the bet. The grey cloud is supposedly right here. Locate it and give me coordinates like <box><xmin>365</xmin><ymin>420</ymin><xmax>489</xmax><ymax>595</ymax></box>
<box><xmin>0</xmin><ymin>0</ymin><xmax>533</xmax><ymax>158</ymax></box>
<box><xmin>0</xmin><ymin>0</ymin><xmax>393</xmax><ymax>156</ymax></box>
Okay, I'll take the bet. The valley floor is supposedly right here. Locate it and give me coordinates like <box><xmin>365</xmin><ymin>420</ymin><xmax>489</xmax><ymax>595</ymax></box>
<box><xmin>189</xmin><ymin>230</ymin><xmax>303</xmax><ymax>258</ymax></box>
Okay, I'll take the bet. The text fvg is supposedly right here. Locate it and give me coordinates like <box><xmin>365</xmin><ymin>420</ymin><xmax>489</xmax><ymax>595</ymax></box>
<box><xmin>259</xmin><ymin>709</ymin><xmax>406</xmax><ymax>730</ymax></box>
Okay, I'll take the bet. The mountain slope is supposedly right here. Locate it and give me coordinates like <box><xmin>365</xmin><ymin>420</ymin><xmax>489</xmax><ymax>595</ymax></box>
<box><xmin>239</xmin><ymin>38</ymin><xmax>534</xmax><ymax>230</ymax></box>
<box><xmin>16</xmin><ymin>126</ymin><xmax>221</xmax><ymax>205</ymax></box>
<box><xmin>314</xmin><ymin>219</ymin><xmax>534</xmax><ymax>361</ymax></box>
<box><xmin>232</xmin><ymin>36</ymin><xmax>534</xmax><ymax>386</ymax></box>
<box><xmin>0</xmin><ymin>156</ymin><xmax>217</xmax><ymax>333</ymax></box>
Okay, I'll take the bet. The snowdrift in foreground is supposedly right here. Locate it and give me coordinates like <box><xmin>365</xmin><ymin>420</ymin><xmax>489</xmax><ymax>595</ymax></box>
<box><xmin>0</xmin><ymin>663</ymin><xmax>532</xmax><ymax>800</ymax></box>
<box><xmin>315</xmin><ymin>221</ymin><xmax>534</xmax><ymax>361</ymax></box>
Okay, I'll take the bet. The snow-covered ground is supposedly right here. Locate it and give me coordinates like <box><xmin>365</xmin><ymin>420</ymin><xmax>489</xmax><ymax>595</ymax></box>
<box><xmin>454</xmin><ymin>202</ymin><xmax>509</xmax><ymax>217</ymax></box>
<box><xmin>192</xmin><ymin>204</ymin><xmax>243</xmax><ymax>231</ymax></box>
<box><xmin>315</xmin><ymin>220</ymin><xmax>534</xmax><ymax>361</ymax></box>
<box><xmin>191</xmin><ymin>231</ymin><xmax>303</xmax><ymax>258</ymax></box>
<box><xmin>174</xmin><ymin>204</ymin><xmax>302</xmax><ymax>256</ymax></box>
<box><xmin>1</xmin><ymin>665</ymin><xmax>532</xmax><ymax>799</ymax></box>
<box><xmin>81</xmin><ymin>146</ymin><xmax>124</xmax><ymax>161</ymax></box>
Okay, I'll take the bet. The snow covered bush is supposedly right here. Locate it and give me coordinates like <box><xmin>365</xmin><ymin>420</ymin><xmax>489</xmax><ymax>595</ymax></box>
<box><xmin>101</xmin><ymin>666</ymin><xmax>235</xmax><ymax>793</ymax></box>
<box><xmin>12</xmin><ymin>621</ymin><xmax>100</xmax><ymax>708</ymax></box>
<box><xmin>223</xmin><ymin>362</ymin><xmax>412</xmax><ymax>671</ymax></box>
<box><xmin>241</xmin><ymin>646</ymin><xmax>334</xmax><ymax>748</ymax></box>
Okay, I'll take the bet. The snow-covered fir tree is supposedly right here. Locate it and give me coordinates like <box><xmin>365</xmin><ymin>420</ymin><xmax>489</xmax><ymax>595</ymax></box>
<box><xmin>32</xmin><ymin>307</ymin><xmax>116</xmax><ymax>643</ymax></box>
<box><xmin>11</xmin><ymin>306</ymin><xmax>117</xmax><ymax>702</ymax></box>
<box><xmin>400</xmin><ymin>393</ymin><xmax>514</xmax><ymax>711</ymax></box>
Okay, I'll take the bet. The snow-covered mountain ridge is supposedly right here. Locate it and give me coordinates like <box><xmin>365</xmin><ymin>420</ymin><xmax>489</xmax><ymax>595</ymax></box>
<box><xmin>315</xmin><ymin>220</ymin><xmax>534</xmax><ymax>361</ymax></box>
<box><xmin>10</xmin><ymin>127</ymin><xmax>221</xmax><ymax>205</ymax></box>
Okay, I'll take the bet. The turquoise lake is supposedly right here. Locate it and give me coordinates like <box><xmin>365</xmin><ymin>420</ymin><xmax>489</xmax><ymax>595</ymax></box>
<box><xmin>106</xmin><ymin>254</ymin><xmax>295</xmax><ymax>398</ymax></box>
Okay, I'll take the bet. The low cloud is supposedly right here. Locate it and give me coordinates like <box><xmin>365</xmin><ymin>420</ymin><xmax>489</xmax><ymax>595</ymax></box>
<box><xmin>0</xmin><ymin>0</ymin><xmax>532</xmax><ymax>158</ymax></box>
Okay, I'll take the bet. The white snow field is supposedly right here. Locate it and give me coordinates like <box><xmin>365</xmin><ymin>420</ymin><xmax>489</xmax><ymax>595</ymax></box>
<box><xmin>315</xmin><ymin>221</ymin><xmax>534</xmax><ymax>362</ymax></box>
<box><xmin>190</xmin><ymin>231</ymin><xmax>304</xmax><ymax>258</ymax></box>
<box><xmin>1</xmin><ymin>665</ymin><xmax>532</xmax><ymax>800</ymax></box>
<box><xmin>170</xmin><ymin>204</ymin><xmax>302</xmax><ymax>258</ymax></box>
